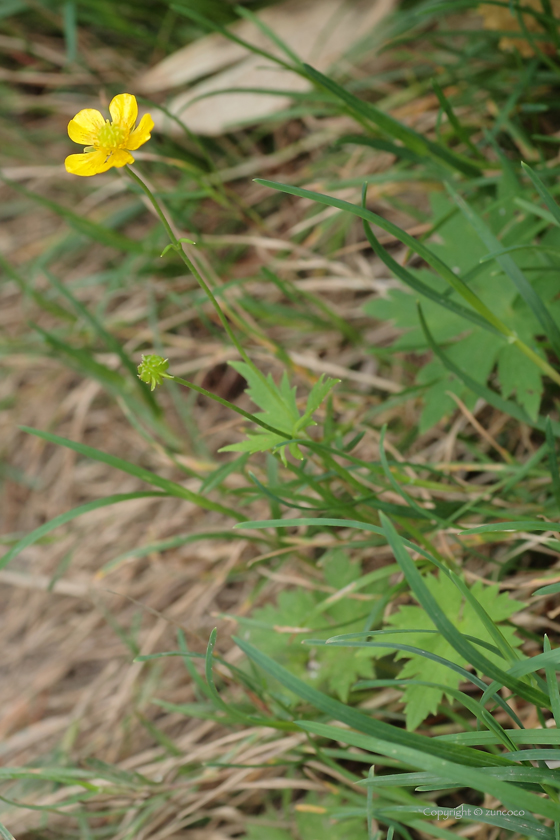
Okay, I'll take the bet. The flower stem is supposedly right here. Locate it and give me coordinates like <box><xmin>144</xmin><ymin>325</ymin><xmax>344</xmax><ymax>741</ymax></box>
<box><xmin>163</xmin><ymin>373</ymin><xmax>291</xmax><ymax>439</ymax></box>
<box><xmin>125</xmin><ymin>165</ymin><xmax>273</xmax><ymax>393</ymax></box>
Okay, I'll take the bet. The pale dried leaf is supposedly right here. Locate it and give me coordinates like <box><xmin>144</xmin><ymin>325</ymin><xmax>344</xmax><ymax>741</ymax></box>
<box><xmin>140</xmin><ymin>0</ymin><xmax>396</xmax><ymax>136</ymax></box>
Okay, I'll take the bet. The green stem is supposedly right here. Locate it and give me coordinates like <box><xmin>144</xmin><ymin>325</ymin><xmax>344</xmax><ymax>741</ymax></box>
<box><xmin>125</xmin><ymin>165</ymin><xmax>274</xmax><ymax>394</ymax></box>
<box><xmin>163</xmin><ymin>374</ymin><xmax>292</xmax><ymax>439</ymax></box>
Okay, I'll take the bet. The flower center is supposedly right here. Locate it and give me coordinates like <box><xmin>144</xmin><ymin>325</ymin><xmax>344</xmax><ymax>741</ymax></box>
<box><xmin>97</xmin><ymin>120</ymin><xmax>126</xmax><ymax>149</ymax></box>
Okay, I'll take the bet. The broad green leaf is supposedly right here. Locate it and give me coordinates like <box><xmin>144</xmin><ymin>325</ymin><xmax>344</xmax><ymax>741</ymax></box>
<box><xmin>374</xmin><ymin>574</ymin><xmax>523</xmax><ymax>730</ymax></box>
<box><xmin>247</xmin><ymin>549</ymin><xmax>375</xmax><ymax>701</ymax></box>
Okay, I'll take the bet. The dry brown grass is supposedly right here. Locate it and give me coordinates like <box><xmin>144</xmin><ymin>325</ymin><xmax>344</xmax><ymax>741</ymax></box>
<box><xmin>2</xmin><ymin>5</ymin><xmax>559</xmax><ymax>837</ymax></box>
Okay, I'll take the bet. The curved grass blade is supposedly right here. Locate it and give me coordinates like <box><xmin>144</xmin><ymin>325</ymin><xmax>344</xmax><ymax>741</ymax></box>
<box><xmin>1</xmin><ymin>176</ymin><xmax>151</xmax><ymax>254</ymax></box>
<box><xmin>356</xmin><ymin>677</ymin><xmax>517</xmax><ymax>748</ymax></box>
<box><xmin>0</xmin><ymin>492</ymin><xmax>166</xmax><ymax>571</ymax></box>
<box><xmin>546</xmin><ymin>416</ymin><xmax>560</xmax><ymax>513</ymax></box>
<box><xmin>544</xmin><ymin>635</ymin><xmax>560</xmax><ymax>729</ymax></box>
<box><xmin>302</xmin><ymin>64</ymin><xmax>481</xmax><ymax>177</ymax></box>
<box><xmin>298</xmin><ymin>720</ymin><xmax>560</xmax><ymax>822</ymax></box>
<box><xmin>20</xmin><ymin>427</ymin><xmax>244</xmax><ymax>521</ymax></box>
<box><xmin>255</xmin><ymin>179</ymin><xmax>514</xmax><ymax>338</ymax></box>
<box><xmin>45</xmin><ymin>271</ymin><xmax>158</xmax><ymax>414</ymax></box>
<box><xmin>438</xmin><ymin>729</ymin><xmax>560</xmax><ymax>746</ymax></box>
<box><xmin>314</xmin><ymin>638</ymin><xmax>522</xmax><ymax>727</ymax></box>
<box><xmin>380</xmin><ymin>513</ymin><xmax>550</xmax><ymax>708</ymax></box>
<box><xmin>418</xmin><ymin>303</ymin><xmax>560</xmax><ymax>435</ymax></box>
<box><xmin>234</xmin><ymin>637</ymin><xmax>515</xmax><ymax>768</ymax></box>
<box><xmin>360</xmin><ymin>201</ymin><xmax>498</xmax><ymax>335</ymax></box>
<box><xmin>432</xmin><ymin>81</ymin><xmax>484</xmax><ymax>159</ymax></box>
<box><xmin>522</xmin><ymin>161</ymin><xmax>560</xmax><ymax>227</ymax></box>
<box><xmin>446</xmin><ymin>181</ymin><xmax>560</xmax><ymax>362</ymax></box>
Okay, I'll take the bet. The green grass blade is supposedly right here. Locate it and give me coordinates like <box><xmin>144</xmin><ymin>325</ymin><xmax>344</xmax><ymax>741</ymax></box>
<box><xmin>256</xmin><ymin>179</ymin><xmax>512</xmax><ymax>337</ymax></box>
<box><xmin>361</xmin><ymin>209</ymin><xmax>498</xmax><ymax>334</ymax></box>
<box><xmin>302</xmin><ymin>64</ymin><xmax>481</xmax><ymax>176</ymax></box>
<box><xmin>171</xmin><ymin>4</ymin><xmax>297</xmax><ymax>73</ymax></box>
<box><xmin>546</xmin><ymin>417</ymin><xmax>560</xmax><ymax>512</ymax></box>
<box><xmin>234</xmin><ymin>5</ymin><xmax>303</xmax><ymax>66</ymax></box>
<box><xmin>418</xmin><ymin>303</ymin><xmax>560</xmax><ymax>435</ymax></box>
<box><xmin>432</xmin><ymin>81</ymin><xmax>483</xmax><ymax>158</ymax></box>
<box><xmin>522</xmin><ymin>161</ymin><xmax>560</xmax><ymax>227</ymax></box>
<box><xmin>446</xmin><ymin>181</ymin><xmax>560</xmax><ymax>361</ymax></box>
<box><xmin>299</xmin><ymin>721</ymin><xmax>560</xmax><ymax>821</ymax></box>
<box><xmin>20</xmin><ymin>427</ymin><xmax>244</xmax><ymax>520</ymax></box>
<box><xmin>0</xmin><ymin>492</ymin><xmax>165</xmax><ymax>571</ymax></box>
<box><xmin>1</xmin><ymin>177</ymin><xmax>151</xmax><ymax>254</ymax></box>
<box><xmin>379</xmin><ymin>513</ymin><xmax>550</xmax><ymax>708</ymax></box>
<box><xmin>45</xmin><ymin>271</ymin><xmax>158</xmax><ymax>413</ymax></box>
<box><xmin>234</xmin><ymin>637</ymin><xmax>515</xmax><ymax>767</ymax></box>
<box><xmin>446</xmin><ymin>569</ymin><xmax>522</xmax><ymax>666</ymax></box>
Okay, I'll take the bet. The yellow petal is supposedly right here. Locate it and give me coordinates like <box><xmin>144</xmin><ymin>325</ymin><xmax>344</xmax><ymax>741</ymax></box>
<box><xmin>68</xmin><ymin>109</ymin><xmax>105</xmax><ymax>145</ymax></box>
<box><xmin>65</xmin><ymin>150</ymin><xmax>112</xmax><ymax>177</ymax></box>
<box><xmin>126</xmin><ymin>114</ymin><xmax>154</xmax><ymax>151</ymax></box>
<box><xmin>109</xmin><ymin>93</ymin><xmax>138</xmax><ymax>133</ymax></box>
<box><xmin>107</xmin><ymin>149</ymin><xmax>135</xmax><ymax>168</ymax></box>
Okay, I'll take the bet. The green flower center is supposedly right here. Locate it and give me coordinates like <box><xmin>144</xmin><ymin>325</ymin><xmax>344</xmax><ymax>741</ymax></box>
<box><xmin>97</xmin><ymin>121</ymin><xmax>126</xmax><ymax>149</ymax></box>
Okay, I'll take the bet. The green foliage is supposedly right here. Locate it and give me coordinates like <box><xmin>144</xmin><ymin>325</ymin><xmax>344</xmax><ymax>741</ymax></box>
<box><xmin>244</xmin><ymin>794</ymin><xmax>368</xmax><ymax>840</ymax></box>
<box><xmin>376</xmin><ymin>574</ymin><xmax>524</xmax><ymax>731</ymax></box>
<box><xmin>365</xmin><ymin>191</ymin><xmax>560</xmax><ymax>430</ymax></box>
<box><xmin>220</xmin><ymin>362</ymin><xmax>339</xmax><ymax>463</ymax></box>
<box><xmin>246</xmin><ymin>549</ymin><xmax>375</xmax><ymax>701</ymax></box>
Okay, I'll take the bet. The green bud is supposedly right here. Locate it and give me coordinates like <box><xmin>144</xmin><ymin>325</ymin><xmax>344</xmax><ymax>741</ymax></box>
<box><xmin>137</xmin><ymin>354</ymin><xmax>169</xmax><ymax>390</ymax></box>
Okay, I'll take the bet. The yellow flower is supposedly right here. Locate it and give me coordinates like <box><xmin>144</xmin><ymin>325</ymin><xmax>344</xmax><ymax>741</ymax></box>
<box><xmin>65</xmin><ymin>93</ymin><xmax>154</xmax><ymax>177</ymax></box>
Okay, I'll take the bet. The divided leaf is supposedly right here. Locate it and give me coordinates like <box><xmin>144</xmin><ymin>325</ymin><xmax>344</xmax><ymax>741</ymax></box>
<box><xmin>376</xmin><ymin>575</ymin><xmax>524</xmax><ymax>731</ymax></box>
<box><xmin>246</xmin><ymin>549</ymin><xmax>376</xmax><ymax>702</ymax></box>
<box><xmin>365</xmin><ymin>190</ymin><xmax>560</xmax><ymax>429</ymax></box>
<box><xmin>220</xmin><ymin>361</ymin><xmax>338</xmax><ymax>462</ymax></box>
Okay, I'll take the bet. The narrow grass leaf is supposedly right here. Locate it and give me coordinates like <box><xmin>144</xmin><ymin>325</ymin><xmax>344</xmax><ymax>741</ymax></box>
<box><xmin>0</xmin><ymin>492</ymin><xmax>166</xmax><ymax>571</ymax></box>
<box><xmin>234</xmin><ymin>637</ymin><xmax>515</xmax><ymax>767</ymax></box>
<box><xmin>20</xmin><ymin>427</ymin><xmax>244</xmax><ymax>520</ymax></box>
<box><xmin>302</xmin><ymin>64</ymin><xmax>480</xmax><ymax>176</ymax></box>
<box><xmin>1</xmin><ymin>177</ymin><xmax>150</xmax><ymax>254</ymax></box>
<box><xmin>446</xmin><ymin>181</ymin><xmax>560</xmax><ymax>360</ymax></box>
<box><xmin>418</xmin><ymin>304</ymin><xmax>560</xmax><ymax>435</ymax></box>
<box><xmin>298</xmin><ymin>721</ymin><xmax>560</xmax><ymax>821</ymax></box>
<box><xmin>256</xmin><ymin>179</ymin><xmax>511</xmax><ymax>337</ymax></box>
<box><xmin>379</xmin><ymin>513</ymin><xmax>549</xmax><ymax>707</ymax></box>
<box><xmin>522</xmin><ymin>161</ymin><xmax>560</xmax><ymax>227</ymax></box>
<box><xmin>546</xmin><ymin>417</ymin><xmax>560</xmax><ymax>512</ymax></box>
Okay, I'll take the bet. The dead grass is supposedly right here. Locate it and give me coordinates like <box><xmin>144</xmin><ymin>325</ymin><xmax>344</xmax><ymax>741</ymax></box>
<box><xmin>2</xmin><ymin>3</ymin><xmax>558</xmax><ymax>837</ymax></box>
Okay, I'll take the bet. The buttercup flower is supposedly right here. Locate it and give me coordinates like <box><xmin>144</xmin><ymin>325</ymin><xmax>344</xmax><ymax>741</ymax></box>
<box><xmin>65</xmin><ymin>93</ymin><xmax>154</xmax><ymax>177</ymax></box>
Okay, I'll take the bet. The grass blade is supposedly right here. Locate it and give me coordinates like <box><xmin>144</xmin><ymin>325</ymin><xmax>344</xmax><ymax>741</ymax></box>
<box><xmin>20</xmin><ymin>427</ymin><xmax>244</xmax><ymax>520</ymax></box>
<box><xmin>234</xmin><ymin>636</ymin><xmax>516</xmax><ymax>768</ymax></box>
<box><xmin>418</xmin><ymin>303</ymin><xmax>560</xmax><ymax>436</ymax></box>
<box><xmin>302</xmin><ymin>64</ymin><xmax>481</xmax><ymax>177</ymax></box>
<box><xmin>446</xmin><ymin>181</ymin><xmax>560</xmax><ymax>362</ymax></box>
<box><xmin>0</xmin><ymin>492</ymin><xmax>165</xmax><ymax>571</ymax></box>
<box><xmin>379</xmin><ymin>512</ymin><xmax>549</xmax><ymax>708</ymax></box>
<box><xmin>299</xmin><ymin>720</ymin><xmax>560</xmax><ymax>822</ymax></box>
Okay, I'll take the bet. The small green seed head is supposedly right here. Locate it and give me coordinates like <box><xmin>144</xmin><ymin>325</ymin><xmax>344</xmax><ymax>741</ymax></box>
<box><xmin>137</xmin><ymin>354</ymin><xmax>169</xmax><ymax>390</ymax></box>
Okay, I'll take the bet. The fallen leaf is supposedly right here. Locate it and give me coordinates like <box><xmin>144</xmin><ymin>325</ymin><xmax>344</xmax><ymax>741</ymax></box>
<box><xmin>139</xmin><ymin>0</ymin><xmax>396</xmax><ymax>136</ymax></box>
